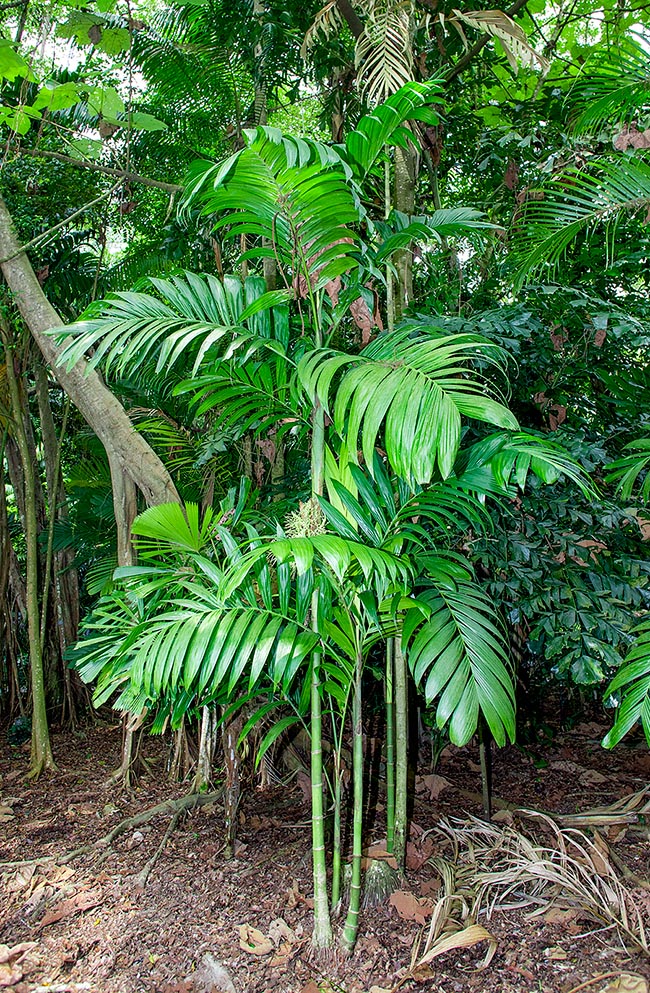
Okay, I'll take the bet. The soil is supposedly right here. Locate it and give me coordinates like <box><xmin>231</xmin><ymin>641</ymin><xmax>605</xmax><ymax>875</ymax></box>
<box><xmin>1</xmin><ymin>716</ymin><xmax>650</xmax><ymax>993</ymax></box>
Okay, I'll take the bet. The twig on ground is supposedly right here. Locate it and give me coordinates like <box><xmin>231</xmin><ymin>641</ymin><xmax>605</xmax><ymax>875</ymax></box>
<box><xmin>134</xmin><ymin>804</ymin><xmax>187</xmax><ymax>888</ymax></box>
<box><xmin>0</xmin><ymin>790</ymin><xmax>223</xmax><ymax>870</ymax></box>
<box><xmin>564</xmin><ymin>972</ymin><xmax>630</xmax><ymax>993</ymax></box>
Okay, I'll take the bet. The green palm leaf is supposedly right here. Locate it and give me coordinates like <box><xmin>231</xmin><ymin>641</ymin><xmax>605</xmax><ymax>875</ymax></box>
<box><xmin>461</xmin><ymin>431</ymin><xmax>594</xmax><ymax>497</ymax></box>
<box><xmin>513</xmin><ymin>159</ymin><xmax>650</xmax><ymax>285</ymax></box>
<box><xmin>53</xmin><ymin>272</ymin><xmax>289</xmax><ymax>377</ymax></box>
<box><xmin>342</xmin><ymin>80</ymin><xmax>444</xmax><ymax>179</ymax></box>
<box><xmin>602</xmin><ymin>621</ymin><xmax>650</xmax><ymax>748</ymax></box>
<box><xmin>298</xmin><ymin>327</ymin><xmax>518</xmax><ymax>484</ymax></box>
<box><xmin>605</xmin><ymin>435</ymin><xmax>650</xmax><ymax>503</ymax></box>
<box><xmin>177</xmin><ymin>358</ymin><xmax>306</xmax><ymax>440</ymax></box>
<box><xmin>373</xmin><ymin>208</ymin><xmax>494</xmax><ymax>263</ymax></box>
<box><xmin>319</xmin><ymin>456</ymin><xmax>493</xmax><ymax>550</ymax></box>
<box><xmin>403</xmin><ymin>556</ymin><xmax>515</xmax><ymax>747</ymax></box>
<box><xmin>183</xmin><ymin>129</ymin><xmax>361</xmax><ymax>287</ymax></box>
<box><xmin>570</xmin><ymin>39</ymin><xmax>650</xmax><ymax>134</ymax></box>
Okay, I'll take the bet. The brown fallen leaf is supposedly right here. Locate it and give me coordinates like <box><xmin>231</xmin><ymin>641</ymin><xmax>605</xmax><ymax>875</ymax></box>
<box><xmin>420</xmin><ymin>773</ymin><xmax>450</xmax><ymax>800</ymax></box>
<box><xmin>491</xmin><ymin>809</ymin><xmax>514</xmax><ymax>825</ymax></box>
<box><xmin>389</xmin><ymin>889</ymin><xmax>434</xmax><ymax>925</ymax></box>
<box><xmin>38</xmin><ymin>887</ymin><xmax>103</xmax><ymax>928</ymax></box>
<box><xmin>0</xmin><ymin>944</ymin><xmax>37</xmax><ymax>966</ymax></box>
<box><xmin>268</xmin><ymin>918</ymin><xmax>295</xmax><ymax>946</ymax></box>
<box><xmin>0</xmin><ymin>942</ymin><xmax>37</xmax><ymax>988</ymax></box>
<box><xmin>285</xmin><ymin>878</ymin><xmax>308</xmax><ymax>910</ymax></box>
<box><xmin>362</xmin><ymin>843</ymin><xmax>398</xmax><ymax>870</ymax></box>
<box><xmin>580</xmin><ymin>769</ymin><xmax>608</xmax><ymax>785</ymax></box>
<box><xmin>543</xmin><ymin>906</ymin><xmax>578</xmax><ymax>924</ymax></box>
<box><xmin>237</xmin><ymin>924</ymin><xmax>273</xmax><ymax>956</ymax></box>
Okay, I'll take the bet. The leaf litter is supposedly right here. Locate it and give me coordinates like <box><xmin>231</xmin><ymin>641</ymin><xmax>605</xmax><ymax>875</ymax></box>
<box><xmin>1</xmin><ymin>720</ymin><xmax>650</xmax><ymax>992</ymax></box>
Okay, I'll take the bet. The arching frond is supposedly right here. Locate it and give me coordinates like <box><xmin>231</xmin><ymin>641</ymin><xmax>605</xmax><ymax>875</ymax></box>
<box><xmin>606</xmin><ymin>435</ymin><xmax>650</xmax><ymax>503</ymax></box>
<box><xmin>183</xmin><ymin>128</ymin><xmax>361</xmax><ymax>287</ymax></box>
<box><xmin>450</xmin><ymin>8</ymin><xmax>548</xmax><ymax>73</ymax></box>
<box><xmin>462</xmin><ymin>432</ymin><xmax>594</xmax><ymax>497</ymax></box>
<box><xmin>570</xmin><ymin>39</ymin><xmax>650</xmax><ymax>134</ymax></box>
<box><xmin>403</xmin><ymin>555</ymin><xmax>515</xmax><ymax>747</ymax></box>
<box><xmin>373</xmin><ymin>207</ymin><xmax>493</xmax><ymax>263</ymax></box>
<box><xmin>178</xmin><ymin>358</ymin><xmax>306</xmax><ymax>440</ymax></box>
<box><xmin>54</xmin><ymin>272</ymin><xmax>290</xmax><ymax>378</ymax></box>
<box><xmin>343</xmin><ymin>80</ymin><xmax>444</xmax><ymax>179</ymax></box>
<box><xmin>512</xmin><ymin>159</ymin><xmax>650</xmax><ymax>285</ymax></box>
<box><xmin>602</xmin><ymin>620</ymin><xmax>650</xmax><ymax>748</ymax></box>
<box><xmin>298</xmin><ymin>328</ymin><xmax>518</xmax><ymax>484</ymax></box>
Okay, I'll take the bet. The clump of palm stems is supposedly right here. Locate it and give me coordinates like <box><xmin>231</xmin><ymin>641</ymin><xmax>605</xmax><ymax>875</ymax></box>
<box><xmin>410</xmin><ymin>811</ymin><xmax>649</xmax><ymax>975</ymax></box>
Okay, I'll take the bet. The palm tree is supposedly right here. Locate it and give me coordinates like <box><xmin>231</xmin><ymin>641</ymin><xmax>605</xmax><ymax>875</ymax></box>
<box><xmin>58</xmin><ymin>81</ymin><xmax>587</xmax><ymax>951</ymax></box>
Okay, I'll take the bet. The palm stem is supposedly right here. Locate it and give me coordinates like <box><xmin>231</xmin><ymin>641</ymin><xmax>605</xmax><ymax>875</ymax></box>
<box><xmin>330</xmin><ymin>749</ymin><xmax>342</xmax><ymax>912</ymax></box>
<box><xmin>393</xmin><ymin>634</ymin><xmax>408</xmax><ymax>871</ymax></box>
<box><xmin>341</xmin><ymin>639</ymin><xmax>364</xmax><ymax>954</ymax></box>
<box><xmin>385</xmin><ymin>637</ymin><xmax>395</xmax><ymax>853</ymax></box>
<box><xmin>309</xmin><ymin>351</ymin><xmax>333</xmax><ymax>946</ymax></box>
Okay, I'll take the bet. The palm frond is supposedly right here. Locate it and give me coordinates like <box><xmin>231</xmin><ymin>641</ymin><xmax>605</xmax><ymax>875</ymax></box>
<box><xmin>403</xmin><ymin>555</ymin><xmax>515</xmax><ymax>746</ymax></box>
<box><xmin>450</xmin><ymin>8</ymin><xmax>548</xmax><ymax>73</ymax></box>
<box><xmin>53</xmin><ymin>272</ymin><xmax>289</xmax><ymax>378</ymax></box>
<box><xmin>462</xmin><ymin>432</ymin><xmax>594</xmax><ymax>497</ymax></box>
<box><xmin>355</xmin><ymin>0</ymin><xmax>415</xmax><ymax>103</ymax></box>
<box><xmin>374</xmin><ymin>208</ymin><xmax>494</xmax><ymax>263</ymax></box>
<box><xmin>178</xmin><ymin>357</ymin><xmax>306</xmax><ymax>440</ymax></box>
<box><xmin>183</xmin><ymin>129</ymin><xmax>361</xmax><ymax>287</ymax></box>
<box><xmin>603</xmin><ymin>620</ymin><xmax>650</xmax><ymax>748</ymax></box>
<box><xmin>298</xmin><ymin>327</ymin><xmax>518</xmax><ymax>485</ymax></box>
<box><xmin>570</xmin><ymin>38</ymin><xmax>650</xmax><ymax>134</ymax></box>
<box><xmin>606</xmin><ymin>434</ymin><xmax>650</xmax><ymax>503</ymax></box>
<box><xmin>343</xmin><ymin>80</ymin><xmax>444</xmax><ymax>179</ymax></box>
<box><xmin>513</xmin><ymin>159</ymin><xmax>650</xmax><ymax>285</ymax></box>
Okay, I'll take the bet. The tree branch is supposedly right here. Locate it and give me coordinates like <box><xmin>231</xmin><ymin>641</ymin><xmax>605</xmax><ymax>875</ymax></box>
<box><xmin>444</xmin><ymin>0</ymin><xmax>532</xmax><ymax>83</ymax></box>
<box><xmin>0</xmin><ymin>184</ymin><xmax>119</xmax><ymax>266</ymax></box>
<box><xmin>15</xmin><ymin>147</ymin><xmax>182</xmax><ymax>194</ymax></box>
<box><xmin>334</xmin><ymin>0</ymin><xmax>364</xmax><ymax>39</ymax></box>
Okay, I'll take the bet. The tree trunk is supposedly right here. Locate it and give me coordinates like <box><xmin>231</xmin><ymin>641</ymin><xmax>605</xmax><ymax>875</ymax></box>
<box><xmin>1</xmin><ymin>322</ymin><xmax>55</xmax><ymax>776</ymax></box>
<box><xmin>393</xmin><ymin>145</ymin><xmax>417</xmax><ymax>320</ymax></box>
<box><xmin>0</xmin><ymin>194</ymin><xmax>181</xmax><ymax>510</ymax></box>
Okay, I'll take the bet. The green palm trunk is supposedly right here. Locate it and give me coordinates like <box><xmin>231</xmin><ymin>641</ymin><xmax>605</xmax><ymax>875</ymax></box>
<box><xmin>341</xmin><ymin>640</ymin><xmax>364</xmax><ymax>954</ymax></box>
<box><xmin>393</xmin><ymin>636</ymin><xmax>408</xmax><ymax>871</ymax></box>
<box><xmin>385</xmin><ymin>637</ymin><xmax>395</xmax><ymax>852</ymax></box>
<box><xmin>309</xmin><ymin>397</ymin><xmax>333</xmax><ymax>949</ymax></box>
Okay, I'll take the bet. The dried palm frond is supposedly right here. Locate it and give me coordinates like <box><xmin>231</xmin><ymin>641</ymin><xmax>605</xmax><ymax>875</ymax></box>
<box><xmin>421</xmin><ymin>812</ymin><xmax>649</xmax><ymax>957</ymax></box>
<box><xmin>301</xmin><ymin>0</ymin><xmax>344</xmax><ymax>59</ymax></box>
<box><xmin>449</xmin><ymin>9</ymin><xmax>548</xmax><ymax>74</ymax></box>
<box><xmin>302</xmin><ymin>0</ymin><xmax>418</xmax><ymax>103</ymax></box>
<box><xmin>355</xmin><ymin>0</ymin><xmax>415</xmax><ymax>103</ymax></box>
<box><xmin>556</xmin><ymin>786</ymin><xmax>650</xmax><ymax>830</ymax></box>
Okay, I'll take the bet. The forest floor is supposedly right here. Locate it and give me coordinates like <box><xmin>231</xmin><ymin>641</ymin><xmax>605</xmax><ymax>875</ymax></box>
<box><xmin>1</xmin><ymin>713</ymin><xmax>650</xmax><ymax>993</ymax></box>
